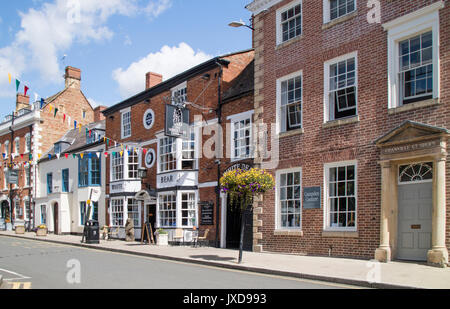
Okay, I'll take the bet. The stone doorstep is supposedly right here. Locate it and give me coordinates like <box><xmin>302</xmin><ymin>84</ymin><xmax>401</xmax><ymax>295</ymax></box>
<box><xmin>0</xmin><ymin>233</ymin><xmax>421</xmax><ymax>289</ymax></box>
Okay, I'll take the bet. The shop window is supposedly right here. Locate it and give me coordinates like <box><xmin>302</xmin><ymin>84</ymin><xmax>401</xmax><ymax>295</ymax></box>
<box><xmin>181</xmin><ymin>193</ymin><xmax>196</xmax><ymax>227</ymax></box>
<box><xmin>159</xmin><ymin>193</ymin><xmax>176</xmax><ymax>227</ymax></box>
<box><xmin>111</xmin><ymin>199</ymin><xmax>124</xmax><ymax>227</ymax></box>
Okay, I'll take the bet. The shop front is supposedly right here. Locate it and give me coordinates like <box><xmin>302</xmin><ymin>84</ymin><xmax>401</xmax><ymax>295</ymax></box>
<box><xmin>374</xmin><ymin>121</ymin><xmax>449</xmax><ymax>266</ymax></box>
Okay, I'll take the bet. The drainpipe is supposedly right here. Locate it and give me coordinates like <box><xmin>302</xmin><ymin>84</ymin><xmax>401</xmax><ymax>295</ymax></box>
<box><xmin>9</xmin><ymin>112</ymin><xmax>15</xmax><ymax>229</ymax></box>
<box><xmin>214</xmin><ymin>60</ymin><xmax>223</xmax><ymax>248</ymax></box>
<box><xmin>28</xmin><ymin>124</ymin><xmax>33</xmax><ymax>231</ymax></box>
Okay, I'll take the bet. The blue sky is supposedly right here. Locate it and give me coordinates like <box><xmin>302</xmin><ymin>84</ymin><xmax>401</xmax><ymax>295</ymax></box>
<box><xmin>0</xmin><ymin>0</ymin><xmax>252</xmax><ymax>117</ymax></box>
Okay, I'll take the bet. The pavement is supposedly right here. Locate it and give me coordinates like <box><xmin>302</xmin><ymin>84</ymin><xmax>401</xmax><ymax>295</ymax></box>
<box><xmin>1</xmin><ymin>231</ymin><xmax>450</xmax><ymax>289</ymax></box>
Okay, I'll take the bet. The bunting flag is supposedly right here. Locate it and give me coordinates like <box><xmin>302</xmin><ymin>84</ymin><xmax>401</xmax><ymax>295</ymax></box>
<box><xmin>72</xmin><ymin>154</ymin><xmax>76</xmax><ymax>159</ymax></box>
<box><xmin>120</xmin><ymin>151</ymin><xmax>123</xmax><ymax>157</ymax></box>
<box><xmin>96</xmin><ymin>152</ymin><xmax>100</xmax><ymax>159</ymax></box>
<box><xmin>24</xmin><ymin>86</ymin><xmax>29</xmax><ymax>96</ymax></box>
<box><xmin>38</xmin><ymin>154</ymin><xmax>42</xmax><ymax>159</ymax></box>
<box><xmin>78</xmin><ymin>124</ymin><xmax>82</xmax><ymax>133</ymax></box>
<box><xmin>56</xmin><ymin>153</ymin><xmax>60</xmax><ymax>160</ymax></box>
<box><xmin>48</xmin><ymin>154</ymin><xmax>52</xmax><ymax>160</ymax></box>
<box><xmin>80</xmin><ymin>153</ymin><xmax>84</xmax><ymax>159</ymax></box>
<box><xmin>65</xmin><ymin>153</ymin><xmax>69</xmax><ymax>159</ymax></box>
<box><xmin>74</xmin><ymin>120</ymin><xmax>77</xmax><ymax>130</ymax></box>
<box><xmin>8</xmin><ymin>73</ymin><xmax>11</xmax><ymax>84</ymax></box>
<box><xmin>40</xmin><ymin>98</ymin><xmax>45</xmax><ymax>109</ymax></box>
<box><xmin>20</xmin><ymin>154</ymin><xmax>23</xmax><ymax>159</ymax></box>
<box><xmin>54</xmin><ymin>108</ymin><xmax>58</xmax><ymax>117</ymax></box>
<box><xmin>88</xmin><ymin>153</ymin><xmax>92</xmax><ymax>159</ymax></box>
<box><xmin>68</xmin><ymin>116</ymin><xmax>71</xmax><ymax>127</ymax></box>
<box><xmin>49</xmin><ymin>105</ymin><xmax>53</xmax><ymax>113</ymax></box>
<box><xmin>2</xmin><ymin>153</ymin><xmax>5</xmax><ymax>159</ymax></box>
<box><xmin>34</xmin><ymin>93</ymin><xmax>39</xmax><ymax>103</ymax></box>
<box><xmin>16</xmin><ymin>79</ymin><xmax>20</xmax><ymax>92</ymax></box>
<box><xmin>143</xmin><ymin>148</ymin><xmax>147</xmax><ymax>155</ymax></box>
<box><xmin>63</xmin><ymin>114</ymin><xmax>66</xmax><ymax>122</ymax></box>
<box><xmin>104</xmin><ymin>152</ymin><xmax>108</xmax><ymax>158</ymax></box>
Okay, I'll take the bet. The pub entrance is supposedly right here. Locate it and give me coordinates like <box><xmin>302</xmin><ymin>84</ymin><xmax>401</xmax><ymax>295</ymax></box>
<box><xmin>226</xmin><ymin>196</ymin><xmax>253</xmax><ymax>251</ymax></box>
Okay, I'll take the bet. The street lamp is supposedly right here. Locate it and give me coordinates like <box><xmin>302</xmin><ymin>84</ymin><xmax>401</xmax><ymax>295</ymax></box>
<box><xmin>138</xmin><ymin>167</ymin><xmax>147</xmax><ymax>180</ymax></box>
<box><xmin>228</xmin><ymin>20</ymin><xmax>254</xmax><ymax>31</ymax></box>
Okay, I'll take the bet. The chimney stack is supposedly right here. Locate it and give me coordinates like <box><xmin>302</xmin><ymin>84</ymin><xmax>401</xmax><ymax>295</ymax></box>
<box><xmin>16</xmin><ymin>93</ymin><xmax>30</xmax><ymax>112</ymax></box>
<box><xmin>65</xmin><ymin>66</ymin><xmax>81</xmax><ymax>89</ymax></box>
<box><xmin>146</xmin><ymin>72</ymin><xmax>163</xmax><ymax>90</ymax></box>
<box><xmin>94</xmin><ymin>106</ymin><xmax>107</xmax><ymax>122</ymax></box>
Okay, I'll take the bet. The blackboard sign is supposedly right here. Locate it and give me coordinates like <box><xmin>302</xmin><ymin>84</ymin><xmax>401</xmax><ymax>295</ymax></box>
<box><xmin>303</xmin><ymin>187</ymin><xmax>321</xmax><ymax>209</ymax></box>
<box><xmin>141</xmin><ymin>222</ymin><xmax>154</xmax><ymax>244</ymax></box>
<box><xmin>200</xmin><ymin>202</ymin><xmax>214</xmax><ymax>225</ymax></box>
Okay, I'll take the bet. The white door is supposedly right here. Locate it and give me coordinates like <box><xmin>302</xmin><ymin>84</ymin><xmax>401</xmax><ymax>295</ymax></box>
<box><xmin>397</xmin><ymin>182</ymin><xmax>432</xmax><ymax>261</ymax></box>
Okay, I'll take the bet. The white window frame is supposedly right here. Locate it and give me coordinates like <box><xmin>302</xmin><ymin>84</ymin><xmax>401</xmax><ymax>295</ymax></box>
<box><xmin>111</xmin><ymin>151</ymin><xmax>124</xmax><ymax>181</ymax></box>
<box><xmin>323</xmin><ymin>0</ymin><xmax>356</xmax><ymax>24</ymax></box>
<box><xmin>180</xmin><ymin>191</ymin><xmax>198</xmax><ymax>228</ymax></box>
<box><xmin>158</xmin><ymin>136</ymin><xmax>177</xmax><ymax>173</ymax></box>
<box><xmin>228</xmin><ymin>110</ymin><xmax>254</xmax><ymax>162</ymax></box>
<box><xmin>110</xmin><ymin>198</ymin><xmax>125</xmax><ymax>227</ymax></box>
<box><xmin>14</xmin><ymin>198</ymin><xmax>22</xmax><ymax>219</ymax></box>
<box><xmin>121</xmin><ymin>107</ymin><xmax>132</xmax><ymax>139</ymax></box>
<box><xmin>14</xmin><ymin>137</ymin><xmax>20</xmax><ymax>155</ymax></box>
<box><xmin>157</xmin><ymin>191</ymin><xmax>177</xmax><ymax>228</ymax></box>
<box><xmin>323</xmin><ymin>51</ymin><xmax>358</xmax><ymax>123</ymax></box>
<box><xmin>276</xmin><ymin>0</ymin><xmax>302</xmax><ymax>46</ymax></box>
<box><xmin>127</xmin><ymin>198</ymin><xmax>141</xmax><ymax>227</ymax></box>
<box><xmin>276</xmin><ymin>71</ymin><xmax>303</xmax><ymax>134</ymax></box>
<box><xmin>323</xmin><ymin>160</ymin><xmax>357</xmax><ymax>232</ymax></box>
<box><xmin>171</xmin><ymin>81</ymin><xmax>187</xmax><ymax>105</ymax></box>
<box><xmin>23</xmin><ymin>197</ymin><xmax>30</xmax><ymax>221</ymax></box>
<box><xmin>384</xmin><ymin>2</ymin><xmax>442</xmax><ymax>109</ymax></box>
<box><xmin>275</xmin><ymin>167</ymin><xmax>302</xmax><ymax>231</ymax></box>
<box><xmin>25</xmin><ymin>133</ymin><xmax>31</xmax><ymax>153</ymax></box>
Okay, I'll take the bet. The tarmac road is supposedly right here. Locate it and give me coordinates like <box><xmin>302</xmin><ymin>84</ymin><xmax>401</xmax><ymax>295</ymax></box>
<box><xmin>0</xmin><ymin>236</ymin><xmax>355</xmax><ymax>289</ymax></box>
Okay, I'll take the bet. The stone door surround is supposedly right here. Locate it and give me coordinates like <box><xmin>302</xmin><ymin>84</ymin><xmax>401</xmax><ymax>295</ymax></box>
<box><xmin>374</xmin><ymin>121</ymin><xmax>449</xmax><ymax>267</ymax></box>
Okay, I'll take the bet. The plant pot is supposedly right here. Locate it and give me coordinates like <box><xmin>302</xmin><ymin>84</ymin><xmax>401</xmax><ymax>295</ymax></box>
<box><xmin>157</xmin><ymin>233</ymin><xmax>168</xmax><ymax>246</ymax></box>
<box><xmin>15</xmin><ymin>226</ymin><xmax>25</xmax><ymax>234</ymax></box>
<box><xmin>36</xmin><ymin>228</ymin><xmax>48</xmax><ymax>237</ymax></box>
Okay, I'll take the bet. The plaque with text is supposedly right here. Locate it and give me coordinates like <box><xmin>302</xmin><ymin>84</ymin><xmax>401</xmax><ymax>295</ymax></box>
<box><xmin>303</xmin><ymin>187</ymin><xmax>321</xmax><ymax>209</ymax></box>
<box><xmin>200</xmin><ymin>202</ymin><xmax>214</xmax><ymax>225</ymax></box>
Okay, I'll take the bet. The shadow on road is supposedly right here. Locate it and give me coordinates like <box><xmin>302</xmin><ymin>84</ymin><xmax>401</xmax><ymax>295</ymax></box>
<box><xmin>189</xmin><ymin>255</ymin><xmax>236</xmax><ymax>262</ymax></box>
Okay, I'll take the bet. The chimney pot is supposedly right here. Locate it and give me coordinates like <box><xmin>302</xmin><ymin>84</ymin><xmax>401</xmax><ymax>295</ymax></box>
<box><xmin>16</xmin><ymin>93</ymin><xmax>30</xmax><ymax>112</ymax></box>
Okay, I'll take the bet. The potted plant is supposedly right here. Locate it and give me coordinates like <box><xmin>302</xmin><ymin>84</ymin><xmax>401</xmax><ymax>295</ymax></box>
<box><xmin>15</xmin><ymin>225</ymin><xmax>25</xmax><ymax>234</ymax></box>
<box><xmin>155</xmin><ymin>228</ymin><xmax>168</xmax><ymax>246</ymax></box>
<box><xmin>36</xmin><ymin>224</ymin><xmax>48</xmax><ymax>236</ymax></box>
<box><xmin>220</xmin><ymin>167</ymin><xmax>274</xmax><ymax>264</ymax></box>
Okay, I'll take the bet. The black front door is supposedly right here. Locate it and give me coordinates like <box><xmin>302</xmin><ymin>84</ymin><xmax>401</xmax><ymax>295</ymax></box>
<box><xmin>146</xmin><ymin>204</ymin><xmax>157</xmax><ymax>240</ymax></box>
<box><xmin>1</xmin><ymin>201</ymin><xmax>9</xmax><ymax>223</ymax></box>
<box><xmin>226</xmin><ymin>197</ymin><xmax>253</xmax><ymax>251</ymax></box>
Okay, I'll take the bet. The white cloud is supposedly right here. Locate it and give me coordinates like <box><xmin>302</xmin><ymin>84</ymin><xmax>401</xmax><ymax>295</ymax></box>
<box><xmin>88</xmin><ymin>97</ymin><xmax>105</xmax><ymax>108</ymax></box>
<box><xmin>0</xmin><ymin>0</ymin><xmax>172</xmax><ymax>98</ymax></box>
<box><xmin>112</xmin><ymin>42</ymin><xmax>212</xmax><ymax>98</ymax></box>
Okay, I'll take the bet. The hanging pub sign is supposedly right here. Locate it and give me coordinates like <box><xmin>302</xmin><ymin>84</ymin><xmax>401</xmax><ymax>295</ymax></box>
<box><xmin>165</xmin><ymin>104</ymin><xmax>190</xmax><ymax>138</ymax></box>
<box><xmin>6</xmin><ymin>169</ymin><xmax>19</xmax><ymax>185</ymax></box>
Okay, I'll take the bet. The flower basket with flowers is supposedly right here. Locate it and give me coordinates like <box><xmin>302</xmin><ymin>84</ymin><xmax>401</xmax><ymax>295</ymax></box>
<box><xmin>36</xmin><ymin>224</ymin><xmax>48</xmax><ymax>236</ymax></box>
<box><xmin>220</xmin><ymin>168</ymin><xmax>274</xmax><ymax>263</ymax></box>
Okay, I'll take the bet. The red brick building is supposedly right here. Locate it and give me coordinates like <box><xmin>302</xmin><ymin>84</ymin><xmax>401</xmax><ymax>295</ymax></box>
<box><xmin>0</xmin><ymin>66</ymin><xmax>95</xmax><ymax>231</ymax></box>
<box><xmin>247</xmin><ymin>0</ymin><xmax>449</xmax><ymax>265</ymax></box>
<box><xmin>102</xmin><ymin>50</ymin><xmax>255</xmax><ymax>247</ymax></box>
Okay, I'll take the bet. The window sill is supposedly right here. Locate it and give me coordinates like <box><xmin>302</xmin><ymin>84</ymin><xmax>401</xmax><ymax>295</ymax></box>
<box><xmin>274</xmin><ymin>230</ymin><xmax>303</xmax><ymax>237</ymax></box>
<box><xmin>275</xmin><ymin>35</ymin><xmax>303</xmax><ymax>50</ymax></box>
<box><xmin>388</xmin><ymin>98</ymin><xmax>439</xmax><ymax>115</ymax></box>
<box><xmin>322</xmin><ymin>230</ymin><xmax>359</xmax><ymax>238</ymax></box>
<box><xmin>322</xmin><ymin>11</ymin><xmax>358</xmax><ymax>30</ymax></box>
<box><xmin>279</xmin><ymin>128</ymin><xmax>304</xmax><ymax>138</ymax></box>
<box><xmin>323</xmin><ymin>115</ymin><xmax>359</xmax><ymax>128</ymax></box>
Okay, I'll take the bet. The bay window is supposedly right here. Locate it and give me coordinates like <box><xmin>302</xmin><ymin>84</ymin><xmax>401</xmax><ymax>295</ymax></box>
<box><xmin>159</xmin><ymin>137</ymin><xmax>177</xmax><ymax>172</ymax></box>
<box><xmin>157</xmin><ymin>191</ymin><xmax>198</xmax><ymax>229</ymax></box>
<box><xmin>112</xmin><ymin>152</ymin><xmax>124</xmax><ymax>181</ymax></box>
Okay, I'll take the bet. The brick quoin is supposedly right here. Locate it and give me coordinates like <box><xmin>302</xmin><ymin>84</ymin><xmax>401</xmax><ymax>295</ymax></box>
<box><xmin>249</xmin><ymin>0</ymin><xmax>450</xmax><ymax>260</ymax></box>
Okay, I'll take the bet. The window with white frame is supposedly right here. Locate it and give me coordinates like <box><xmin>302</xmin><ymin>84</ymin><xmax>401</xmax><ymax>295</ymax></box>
<box><xmin>14</xmin><ymin>137</ymin><xmax>20</xmax><ymax>154</ymax></box>
<box><xmin>232</xmin><ymin>117</ymin><xmax>252</xmax><ymax>160</ymax></box>
<box><xmin>398</xmin><ymin>32</ymin><xmax>433</xmax><ymax>105</ymax></box>
<box><xmin>25</xmin><ymin>167</ymin><xmax>31</xmax><ymax>187</ymax></box>
<box><xmin>25</xmin><ymin>134</ymin><xmax>31</xmax><ymax>153</ymax></box>
<box><xmin>182</xmin><ymin>131</ymin><xmax>196</xmax><ymax>170</ymax></box>
<box><xmin>127</xmin><ymin>198</ymin><xmax>140</xmax><ymax>227</ymax></box>
<box><xmin>385</xmin><ymin>3</ymin><xmax>441</xmax><ymax>109</ymax></box>
<box><xmin>159</xmin><ymin>137</ymin><xmax>177</xmax><ymax>172</ymax></box>
<box><xmin>40</xmin><ymin>205</ymin><xmax>47</xmax><ymax>224</ymax></box>
<box><xmin>110</xmin><ymin>199</ymin><xmax>124</xmax><ymax>226</ymax></box>
<box><xmin>128</xmin><ymin>150</ymin><xmax>139</xmax><ymax>178</ymax></box>
<box><xmin>24</xmin><ymin>199</ymin><xmax>30</xmax><ymax>220</ymax></box>
<box><xmin>5</xmin><ymin>141</ymin><xmax>9</xmax><ymax>156</ymax></box>
<box><xmin>158</xmin><ymin>193</ymin><xmax>177</xmax><ymax>227</ymax></box>
<box><xmin>325</xmin><ymin>162</ymin><xmax>357</xmax><ymax>230</ymax></box>
<box><xmin>14</xmin><ymin>199</ymin><xmax>22</xmax><ymax>219</ymax></box>
<box><xmin>324</xmin><ymin>52</ymin><xmax>357</xmax><ymax>122</ymax></box>
<box><xmin>279</xmin><ymin>73</ymin><xmax>302</xmax><ymax>132</ymax></box>
<box><xmin>181</xmin><ymin>192</ymin><xmax>196</xmax><ymax>227</ymax></box>
<box><xmin>172</xmin><ymin>82</ymin><xmax>187</xmax><ymax>105</ymax></box>
<box><xmin>112</xmin><ymin>152</ymin><xmax>124</xmax><ymax>181</ymax></box>
<box><xmin>277</xmin><ymin>1</ymin><xmax>302</xmax><ymax>45</ymax></box>
<box><xmin>121</xmin><ymin>110</ymin><xmax>131</xmax><ymax>139</ymax></box>
<box><xmin>277</xmin><ymin>169</ymin><xmax>301</xmax><ymax>229</ymax></box>
<box><xmin>323</xmin><ymin>0</ymin><xmax>356</xmax><ymax>24</ymax></box>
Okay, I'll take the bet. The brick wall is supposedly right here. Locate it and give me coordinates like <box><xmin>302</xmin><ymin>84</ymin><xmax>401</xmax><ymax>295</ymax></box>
<box><xmin>252</xmin><ymin>0</ymin><xmax>449</xmax><ymax>258</ymax></box>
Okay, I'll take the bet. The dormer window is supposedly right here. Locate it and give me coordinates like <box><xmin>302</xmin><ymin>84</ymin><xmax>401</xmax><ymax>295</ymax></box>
<box><xmin>87</xmin><ymin>129</ymin><xmax>105</xmax><ymax>144</ymax></box>
<box><xmin>171</xmin><ymin>82</ymin><xmax>187</xmax><ymax>105</ymax></box>
<box><xmin>54</xmin><ymin>143</ymin><xmax>62</xmax><ymax>155</ymax></box>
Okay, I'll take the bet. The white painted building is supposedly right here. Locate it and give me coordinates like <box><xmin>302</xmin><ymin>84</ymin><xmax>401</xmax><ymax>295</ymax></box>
<box><xmin>34</xmin><ymin>121</ymin><xmax>106</xmax><ymax>235</ymax></box>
